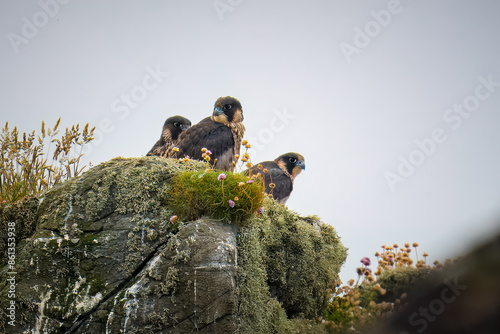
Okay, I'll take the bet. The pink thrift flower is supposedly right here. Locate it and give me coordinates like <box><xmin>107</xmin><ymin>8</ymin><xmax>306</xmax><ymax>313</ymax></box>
<box><xmin>170</xmin><ymin>215</ymin><xmax>178</xmax><ymax>223</ymax></box>
<box><xmin>361</xmin><ymin>257</ymin><xmax>371</xmax><ymax>266</ymax></box>
<box><xmin>257</xmin><ymin>207</ymin><xmax>264</xmax><ymax>214</ymax></box>
<box><xmin>228</xmin><ymin>199</ymin><xmax>235</xmax><ymax>208</ymax></box>
<box><xmin>218</xmin><ymin>173</ymin><xmax>226</xmax><ymax>181</ymax></box>
<box><xmin>246</xmin><ymin>179</ymin><xmax>254</xmax><ymax>184</ymax></box>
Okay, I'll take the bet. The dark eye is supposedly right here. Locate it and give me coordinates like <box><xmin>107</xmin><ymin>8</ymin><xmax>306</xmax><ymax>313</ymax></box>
<box><xmin>174</xmin><ymin>122</ymin><xmax>180</xmax><ymax>127</ymax></box>
<box><xmin>224</xmin><ymin>104</ymin><xmax>232</xmax><ymax>110</ymax></box>
<box><xmin>289</xmin><ymin>157</ymin><xmax>297</xmax><ymax>163</ymax></box>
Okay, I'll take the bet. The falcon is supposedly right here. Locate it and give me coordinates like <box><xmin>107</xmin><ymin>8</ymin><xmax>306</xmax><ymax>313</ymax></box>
<box><xmin>247</xmin><ymin>152</ymin><xmax>306</xmax><ymax>204</ymax></box>
<box><xmin>167</xmin><ymin>96</ymin><xmax>245</xmax><ymax>171</ymax></box>
<box><xmin>147</xmin><ymin>115</ymin><xmax>191</xmax><ymax>157</ymax></box>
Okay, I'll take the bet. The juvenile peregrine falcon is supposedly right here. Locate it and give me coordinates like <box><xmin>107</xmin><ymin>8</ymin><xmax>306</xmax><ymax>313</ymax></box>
<box><xmin>167</xmin><ymin>96</ymin><xmax>245</xmax><ymax>171</ymax></box>
<box><xmin>247</xmin><ymin>152</ymin><xmax>306</xmax><ymax>204</ymax></box>
<box><xmin>147</xmin><ymin>115</ymin><xmax>191</xmax><ymax>157</ymax></box>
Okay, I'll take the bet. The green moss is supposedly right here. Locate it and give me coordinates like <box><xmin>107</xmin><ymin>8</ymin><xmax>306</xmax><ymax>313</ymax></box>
<box><xmin>78</xmin><ymin>233</ymin><xmax>101</xmax><ymax>245</ymax></box>
<box><xmin>87</xmin><ymin>273</ymin><xmax>107</xmax><ymax>296</ymax></box>
<box><xmin>169</xmin><ymin>169</ymin><xmax>264</xmax><ymax>224</ymax></box>
<box><xmin>0</xmin><ymin>196</ymin><xmax>39</xmax><ymax>253</ymax></box>
<box><xmin>375</xmin><ymin>266</ymin><xmax>432</xmax><ymax>303</ymax></box>
<box><xmin>238</xmin><ymin>198</ymin><xmax>347</xmax><ymax>333</ymax></box>
<box><xmin>287</xmin><ymin>319</ymin><xmax>329</xmax><ymax>334</ymax></box>
<box><xmin>262</xmin><ymin>199</ymin><xmax>346</xmax><ymax>318</ymax></box>
<box><xmin>237</xmin><ymin>216</ymin><xmax>275</xmax><ymax>333</ymax></box>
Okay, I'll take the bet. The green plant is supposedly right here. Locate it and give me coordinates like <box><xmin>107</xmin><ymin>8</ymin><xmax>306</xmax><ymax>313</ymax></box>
<box><xmin>168</xmin><ymin>169</ymin><xmax>264</xmax><ymax>224</ymax></box>
<box><xmin>0</xmin><ymin>118</ymin><xmax>95</xmax><ymax>204</ymax></box>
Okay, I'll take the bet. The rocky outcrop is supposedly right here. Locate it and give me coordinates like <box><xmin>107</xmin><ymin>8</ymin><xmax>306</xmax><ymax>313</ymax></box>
<box><xmin>0</xmin><ymin>157</ymin><xmax>347</xmax><ymax>333</ymax></box>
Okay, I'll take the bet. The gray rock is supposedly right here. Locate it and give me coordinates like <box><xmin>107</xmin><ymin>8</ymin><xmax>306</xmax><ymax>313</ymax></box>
<box><xmin>83</xmin><ymin>219</ymin><xmax>239</xmax><ymax>334</ymax></box>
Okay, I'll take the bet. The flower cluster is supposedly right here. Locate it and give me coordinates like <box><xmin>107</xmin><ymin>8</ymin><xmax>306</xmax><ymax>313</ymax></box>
<box><xmin>201</xmin><ymin>147</ymin><xmax>212</xmax><ymax>162</ymax></box>
<box><xmin>322</xmin><ymin>279</ymin><xmax>391</xmax><ymax>332</ymax></box>
<box><xmin>247</xmin><ymin>163</ymin><xmax>277</xmax><ymax>193</ymax></box>
<box><xmin>233</xmin><ymin>139</ymin><xmax>253</xmax><ymax>170</ymax></box>
<box><xmin>360</xmin><ymin>257</ymin><xmax>371</xmax><ymax>266</ymax></box>
<box><xmin>357</xmin><ymin>257</ymin><xmax>373</xmax><ymax>282</ymax></box>
<box><xmin>322</xmin><ymin>243</ymin><xmax>445</xmax><ymax>333</ymax></box>
<box><xmin>374</xmin><ymin>242</ymin><xmax>430</xmax><ymax>272</ymax></box>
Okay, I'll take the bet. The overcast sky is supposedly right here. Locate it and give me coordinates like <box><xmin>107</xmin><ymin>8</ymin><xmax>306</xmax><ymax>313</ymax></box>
<box><xmin>2</xmin><ymin>0</ymin><xmax>500</xmax><ymax>281</ymax></box>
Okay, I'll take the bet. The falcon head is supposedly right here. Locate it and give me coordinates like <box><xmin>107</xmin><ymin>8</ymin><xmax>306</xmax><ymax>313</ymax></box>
<box><xmin>211</xmin><ymin>96</ymin><xmax>244</xmax><ymax>124</ymax></box>
<box><xmin>163</xmin><ymin>115</ymin><xmax>191</xmax><ymax>141</ymax></box>
<box><xmin>275</xmin><ymin>152</ymin><xmax>306</xmax><ymax>180</ymax></box>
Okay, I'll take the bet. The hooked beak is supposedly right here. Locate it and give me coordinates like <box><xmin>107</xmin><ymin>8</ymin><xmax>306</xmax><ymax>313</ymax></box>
<box><xmin>213</xmin><ymin>107</ymin><xmax>224</xmax><ymax>116</ymax></box>
<box><xmin>296</xmin><ymin>160</ymin><xmax>306</xmax><ymax>171</ymax></box>
<box><xmin>180</xmin><ymin>124</ymin><xmax>190</xmax><ymax>131</ymax></box>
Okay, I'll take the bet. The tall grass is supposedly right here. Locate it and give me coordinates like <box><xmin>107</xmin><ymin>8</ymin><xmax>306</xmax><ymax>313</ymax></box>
<box><xmin>0</xmin><ymin>118</ymin><xmax>95</xmax><ymax>205</ymax></box>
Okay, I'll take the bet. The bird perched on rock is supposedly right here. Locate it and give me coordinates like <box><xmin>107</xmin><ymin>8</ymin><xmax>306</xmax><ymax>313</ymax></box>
<box><xmin>147</xmin><ymin>115</ymin><xmax>191</xmax><ymax>157</ymax></box>
<box><xmin>167</xmin><ymin>96</ymin><xmax>245</xmax><ymax>171</ymax></box>
<box><xmin>247</xmin><ymin>152</ymin><xmax>306</xmax><ymax>204</ymax></box>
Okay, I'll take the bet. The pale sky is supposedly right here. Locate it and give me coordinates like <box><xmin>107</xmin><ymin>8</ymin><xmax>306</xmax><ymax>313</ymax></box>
<box><xmin>1</xmin><ymin>0</ymin><xmax>500</xmax><ymax>281</ymax></box>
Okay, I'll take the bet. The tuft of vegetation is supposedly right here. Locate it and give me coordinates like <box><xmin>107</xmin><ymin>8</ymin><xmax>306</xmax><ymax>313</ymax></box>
<box><xmin>168</xmin><ymin>169</ymin><xmax>265</xmax><ymax>224</ymax></box>
<box><xmin>0</xmin><ymin>119</ymin><xmax>95</xmax><ymax>205</ymax></box>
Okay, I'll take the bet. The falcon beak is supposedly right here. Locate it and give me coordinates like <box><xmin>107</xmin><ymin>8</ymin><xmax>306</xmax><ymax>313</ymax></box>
<box><xmin>181</xmin><ymin>124</ymin><xmax>190</xmax><ymax>131</ymax></box>
<box><xmin>213</xmin><ymin>107</ymin><xmax>224</xmax><ymax>116</ymax></box>
<box><xmin>296</xmin><ymin>160</ymin><xmax>306</xmax><ymax>171</ymax></box>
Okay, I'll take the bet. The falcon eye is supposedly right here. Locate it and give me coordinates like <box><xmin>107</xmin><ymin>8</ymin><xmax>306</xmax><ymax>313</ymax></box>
<box><xmin>224</xmin><ymin>104</ymin><xmax>232</xmax><ymax>110</ymax></box>
<box><xmin>174</xmin><ymin>122</ymin><xmax>180</xmax><ymax>127</ymax></box>
<box><xmin>289</xmin><ymin>157</ymin><xmax>297</xmax><ymax>163</ymax></box>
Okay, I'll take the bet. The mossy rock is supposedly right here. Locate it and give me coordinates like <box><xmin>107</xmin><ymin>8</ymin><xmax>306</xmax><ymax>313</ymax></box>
<box><xmin>375</xmin><ymin>266</ymin><xmax>432</xmax><ymax>303</ymax></box>
<box><xmin>0</xmin><ymin>157</ymin><xmax>346</xmax><ymax>333</ymax></box>
<box><xmin>237</xmin><ymin>198</ymin><xmax>347</xmax><ymax>333</ymax></box>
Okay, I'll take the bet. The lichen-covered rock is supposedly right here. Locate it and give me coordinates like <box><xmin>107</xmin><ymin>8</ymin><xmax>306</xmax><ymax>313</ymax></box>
<box><xmin>0</xmin><ymin>157</ymin><xmax>347</xmax><ymax>334</ymax></box>
<box><xmin>85</xmin><ymin>219</ymin><xmax>239</xmax><ymax>334</ymax></box>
